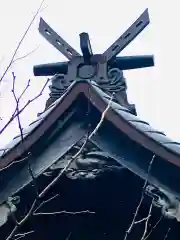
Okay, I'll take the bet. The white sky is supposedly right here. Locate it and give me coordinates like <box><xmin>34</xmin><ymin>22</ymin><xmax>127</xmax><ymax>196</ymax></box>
<box><xmin>0</xmin><ymin>0</ymin><xmax>180</xmax><ymax>147</ymax></box>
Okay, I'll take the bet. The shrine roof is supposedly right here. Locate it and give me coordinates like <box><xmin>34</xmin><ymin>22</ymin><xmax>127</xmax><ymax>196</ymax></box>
<box><xmin>1</xmin><ymin>80</ymin><xmax>180</xmax><ymax>170</ymax></box>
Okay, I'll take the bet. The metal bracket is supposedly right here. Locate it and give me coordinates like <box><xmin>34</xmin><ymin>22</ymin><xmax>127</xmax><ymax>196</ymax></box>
<box><xmin>103</xmin><ymin>9</ymin><xmax>150</xmax><ymax>61</ymax></box>
<box><xmin>39</xmin><ymin>18</ymin><xmax>81</xmax><ymax>60</ymax></box>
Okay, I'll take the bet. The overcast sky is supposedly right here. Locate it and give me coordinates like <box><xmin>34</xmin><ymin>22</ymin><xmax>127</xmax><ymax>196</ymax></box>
<box><xmin>0</xmin><ymin>0</ymin><xmax>180</xmax><ymax>147</ymax></box>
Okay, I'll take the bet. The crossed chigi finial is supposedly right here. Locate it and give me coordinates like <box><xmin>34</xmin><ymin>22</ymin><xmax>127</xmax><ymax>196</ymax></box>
<box><xmin>33</xmin><ymin>9</ymin><xmax>154</xmax><ymax>81</ymax></box>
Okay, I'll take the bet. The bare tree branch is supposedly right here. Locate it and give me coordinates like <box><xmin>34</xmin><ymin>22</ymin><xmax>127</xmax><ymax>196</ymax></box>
<box><xmin>5</xmin><ymin>93</ymin><xmax>114</xmax><ymax>240</ymax></box>
<box><xmin>0</xmin><ymin>77</ymin><xmax>49</xmax><ymax>135</ymax></box>
<box><xmin>89</xmin><ymin>93</ymin><xmax>115</xmax><ymax>139</ymax></box>
<box><xmin>12</xmin><ymin>74</ymin><xmax>40</xmax><ymax>197</ymax></box>
<box><xmin>11</xmin><ymin>72</ymin><xmax>25</xmax><ymax>141</ymax></box>
<box><xmin>124</xmin><ymin>154</ymin><xmax>155</xmax><ymax>240</ymax></box>
<box><xmin>33</xmin><ymin>210</ymin><xmax>95</xmax><ymax>216</ymax></box>
<box><xmin>143</xmin><ymin>215</ymin><xmax>163</xmax><ymax>240</ymax></box>
<box><xmin>39</xmin><ymin>93</ymin><xmax>114</xmax><ymax>198</ymax></box>
<box><xmin>0</xmin><ymin>0</ymin><xmax>46</xmax><ymax>85</ymax></box>
<box><xmin>3</xmin><ymin>73</ymin><xmax>28</xmax><ymax>230</ymax></box>
<box><xmin>33</xmin><ymin>194</ymin><xmax>59</xmax><ymax>213</ymax></box>
<box><xmin>12</xmin><ymin>46</ymin><xmax>40</xmax><ymax>64</ymax></box>
<box><xmin>140</xmin><ymin>202</ymin><xmax>153</xmax><ymax>240</ymax></box>
<box><xmin>28</xmin><ymin>158</ymin><xmax>39</xmax><ymax>197</ymax></box>
<box><xmin>164</xmin><ymin>227</ymin><xmax>171</xmax><ymax>240</ymax></box>
<box><xmin>134</xmin><ymin>216</ymin><xmax>151</xmax><ymax>225</ymax></box>
<box><xmin>66</xmin><ymin>232</ymin><xmax>72</xmax><ymax>240</ymax></box>
<box><xmin>6</xmin><ymin>200</ymin><xmax>37</xmax><ymax>240</ymax></box>
<box><xmin>6</xmin><ymin>81</ymin><xmax>37</xmax><ymax>236</ymax></box>
<box><xmin>0</xmin><ymin>156</ymin><xmax>29</xmax><ymax>172</ymax></box>
<box><xmin>14</xmin><ymin>230</ymin><xmax>34</xmax><ymax>240</ymax></box>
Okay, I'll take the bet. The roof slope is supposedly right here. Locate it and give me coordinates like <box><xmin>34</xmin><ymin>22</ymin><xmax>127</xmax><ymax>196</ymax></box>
<box><xmin>1</xmin><ymin>80</ymin><xmax>180</xmax><ymax>201</ymax></box>
<box><xmin>1</xmin><ymin>80</ymin><xmax>180</xmax><ymax>169</ymax></box>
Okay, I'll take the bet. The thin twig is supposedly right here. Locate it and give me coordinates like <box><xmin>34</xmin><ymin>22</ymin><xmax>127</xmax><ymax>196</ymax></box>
<box><xmin>28</xmin><ymin>160</ymin><xmax>39</xmax><ymax>197</ymax></box>
<box><xmin>14</xmin><ymin>230</ymin><xmax>34</xmax><ymax>240</ymax></box>
<box><xmin>38</xmin><ymin>139</ymin><xmax>88</xmax><ymax>198</ymax></box>
<box><xmin>143</xmin><ymin>215</ymin><xmax>163</xmax><ymax>240</ymax></box>
<box><xmin>33</xmin><ymin>194</ymin><xmax>59</xmax><ymax>213</ymax></box>
<box><xmin>8</xmin><ymin>206</ymin><xmax>19</xmax><ymax>226</ymax></box>
<box><xmin>89</xmin><ymin>92</ymin><xmax>114</xmax><ymax>139</ymax></box>
<box><xmin>0</xmin><ymin>156</ymin><xmax>29</xmax><ymax>172</ymax></box>
<box><xmin>11</xmin><ymin>73</ymin><xmax>39</xmax><ymax>195</ymax></box>
<box><xmin>11</xmin><ymin>73</ymin><xmax>25</xmax><ymax>141</ymax></box>
<box><xmin>6</xmin><ymin>73</ymin><xmax>27</xmax><ymax>227</ymax></box>
<box><xmin>33</xmin><ymin>210</ymin><xmax>95</xmax><ymax>216</ymax></box>
<box><xmin>164</xmin><ymin>227</ymin><xmax>171</xmax><ymax>240</ymax></box>
<box><xmin>39</xmin><ymin>93</ymin><xmax>114</xmax><ymax>198</ymax></box>
<box><xmin>0</xmin><ymin>0</ymin><xmax>46</xmax><ymax>85</ymax></box>
<box><xmin>18</xmin><ymin>80</ymin><xmax>31</xmax><ymax>101</ymax></box>
<box><xmin>124</xmin><ymin>190</ymin><xmax>145</xmax><ymax>240</ymax></box>
<box><xmin>140</xmin><ymin>202</ymin><xmax>153</xmax><ymax>240</ymax></box>
<box><xmin>12</xmin><ymin>46</ymin><xmax>40</xmax><ymax>64</ymax></box>
<box><xmin>66</xmin><ymin>232</ymin><xmax>72</xmax><ymax>240</ymax></box>
<box><xmin>5</xmin><ymin>74</ymin><xmax>41</xmax><ymax>239</ymax></box>
<box><xmin>5</xmin><ymin>93</ymin><xmax>114</xmax><ymax>240</ymax></box>
<box><xmin>124</xmin><ymin>155</ymin><xmax>155</xmax><ymax>240</ymax></box>
<box><xmin>6</xmin><ymin>200</ymin><xmax>37</xmax><ymax>240</ymax></box>
<box><xmin>0</xmin><ymin>78</ymin><xmax>49</xmax><ymax>135</ymax></box>
<box><xmin>13</xmin><ymin>73</ymin><xmax>39</xmax><ymax>198</ymax></box>
<box><xmin>134</xmin><ymin>216</ymin><xmax>151</xmax><ymax>224</ymax></box>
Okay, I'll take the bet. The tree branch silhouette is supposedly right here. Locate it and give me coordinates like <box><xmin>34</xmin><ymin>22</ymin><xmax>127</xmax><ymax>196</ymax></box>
<box><xmin>5</xmin><ymin>93</ymin><xmax>114</xmax><ymax>240</ymax></box>
<box><xmin>124</xmin><ymin>155</ymin><xmax>155</xmax><ymax>240</ymax></box>
<box><xmin>0</xmin><ymin>77</ymin><xmax>49</xmax><ymax>135</ymax></box>
<box><xmin>0</xmin><ymin>0</ymin><xmax>46</xmax><ymax>85</ymax></box>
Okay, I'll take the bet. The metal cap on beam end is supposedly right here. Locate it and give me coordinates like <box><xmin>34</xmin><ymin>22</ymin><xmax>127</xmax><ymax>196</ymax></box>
<box><xmin>79</xmin><ymin>32</ymin><xmax>93</xmax><ymax>62</ymax></box>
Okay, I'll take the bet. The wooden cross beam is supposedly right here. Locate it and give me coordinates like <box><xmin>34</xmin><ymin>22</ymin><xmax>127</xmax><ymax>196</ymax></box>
<box><xmin>34</xmin><ymin>9</ymin><xmax>153</xmax><ymax>77</ymax></box>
